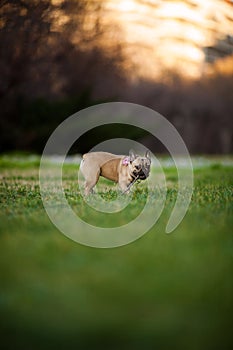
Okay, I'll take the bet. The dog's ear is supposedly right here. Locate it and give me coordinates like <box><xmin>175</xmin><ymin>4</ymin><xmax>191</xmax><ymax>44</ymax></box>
<box><xmin>145</xmin><ymin>150</ymin><xmax>151</xmax><ymax>162</ymax></box>
<box><xmin>129</xmin><ymin>149</ymin><xmax>136</xmax><ymax>162</ymax></box>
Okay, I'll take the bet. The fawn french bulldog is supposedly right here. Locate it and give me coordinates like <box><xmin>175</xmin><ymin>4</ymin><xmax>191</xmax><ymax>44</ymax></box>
<box><xmin>80</xmin><ymin>149</ymin><xmax>151</xmax><ymax>195</ymax></box>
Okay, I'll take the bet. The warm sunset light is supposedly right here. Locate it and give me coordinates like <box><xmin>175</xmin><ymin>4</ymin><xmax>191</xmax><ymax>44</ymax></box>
<box><xmin>104</xmin><ymin>0</ymin><xmax>233</xmax><ymax>80</ymax></box>
<box><xmin>47</xmin><ymin>0</ymin><xmax>233</xmax><ymax>80</ymax></box>
<box><xmin>116</xmin><ymin>0</ymin><xmax>137</xmax><ymax>13</ymax></box>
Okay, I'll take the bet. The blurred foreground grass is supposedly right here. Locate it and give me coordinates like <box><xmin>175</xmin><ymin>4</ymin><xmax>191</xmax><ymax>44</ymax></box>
<box><xmin>0</xmin><ymin>155</ymin><xmax>233</xmax><ymax>350</ymax></box>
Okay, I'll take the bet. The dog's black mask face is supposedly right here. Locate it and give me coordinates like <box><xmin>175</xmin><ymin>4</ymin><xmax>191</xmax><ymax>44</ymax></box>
<box><xmin>132</xmin><ymin>159</ymin><xmax>151</xmax><ymax>179</ymax></box>
<box><xmin>129</xmin><ymin>150</ymin><xmax>151</xmax><ymax>181</ymax></box>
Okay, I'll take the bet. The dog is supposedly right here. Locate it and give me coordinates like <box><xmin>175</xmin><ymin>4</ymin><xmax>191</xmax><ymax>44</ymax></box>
<box><xmin>80</xmin><ymin>149</ymin><xmax>151</xmax><ymax>195</ymax></box>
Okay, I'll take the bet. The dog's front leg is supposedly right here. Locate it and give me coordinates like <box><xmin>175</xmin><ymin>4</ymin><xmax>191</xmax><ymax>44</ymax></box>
<box><xmin>118</xmin><ymin>179</ymin><xmax>131</xmax><ymax>194</ymax></box>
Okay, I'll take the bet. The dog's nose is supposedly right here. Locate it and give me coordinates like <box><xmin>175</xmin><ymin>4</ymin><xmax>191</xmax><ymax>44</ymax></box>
<box><xmin>142</xmin><ymin>166</ymin><xmax>147</xmax><ymax>172</ymax></box>
<box><xmin>143</xmin><ymin>166</ymin><xmax>150</xmax><ymax>176</ymax></box>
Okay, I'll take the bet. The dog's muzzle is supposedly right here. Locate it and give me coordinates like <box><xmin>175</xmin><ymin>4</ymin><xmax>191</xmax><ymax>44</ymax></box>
<box><xmin>133</xmin><ymin>167</ymin><xmax>150</xmax><ymax>180</ymax></box>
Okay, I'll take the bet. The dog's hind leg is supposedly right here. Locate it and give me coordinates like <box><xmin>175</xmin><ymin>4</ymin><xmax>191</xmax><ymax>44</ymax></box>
<box><xmin>80</xmin><ymin>158</ymin><xmax>100</xmax><ymax>195</ymax></box>
<box><xmin>84</xmin><ymin>176</ymin><xmax>99</xmax><ymax>195</ymax></box>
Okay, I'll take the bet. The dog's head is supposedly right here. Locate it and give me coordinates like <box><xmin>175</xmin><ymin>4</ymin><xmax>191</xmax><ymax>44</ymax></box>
<box><xmin>127</xmin><ymin>149</ymin><xmax>151</xmax><ymax>180</ymax></box>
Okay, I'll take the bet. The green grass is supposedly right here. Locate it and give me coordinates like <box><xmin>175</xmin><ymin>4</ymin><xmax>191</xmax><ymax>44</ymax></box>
<box><xmin>0</xmin><ymin>157</ymin><xmax>233</xmax><ymax>350</ymax></box>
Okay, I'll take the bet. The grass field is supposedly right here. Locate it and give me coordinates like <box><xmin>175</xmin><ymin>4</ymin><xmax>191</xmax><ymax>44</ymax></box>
<box><xmin>0</xmin><ymin>155</ymin><xmax>233</xmax><ymax>350</ymax></box>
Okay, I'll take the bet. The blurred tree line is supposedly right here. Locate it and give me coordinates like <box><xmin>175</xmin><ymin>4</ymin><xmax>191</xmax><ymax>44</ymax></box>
<box><xmin>0</xmin><ymin>0</ymin><xmax>232</xmax><ymax>154</ymax></box>
<box><xmin>0</xmin><ymin>0</ymin><xmax>126</xmax><ymax>153</ymax></box>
